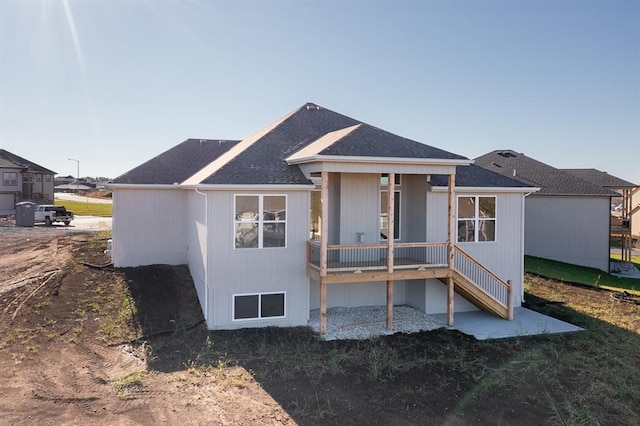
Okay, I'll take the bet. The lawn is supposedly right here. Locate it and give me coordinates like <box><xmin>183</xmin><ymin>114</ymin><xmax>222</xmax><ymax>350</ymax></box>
<box><xmin>525</xmin><ymin>255</ymin><xmax>640</xmax><ymax>294</ymax></box>
<box><xmin>54</xmin><ymin>198</ymin><xmax>112</xmax><ymax>217</ymax></box>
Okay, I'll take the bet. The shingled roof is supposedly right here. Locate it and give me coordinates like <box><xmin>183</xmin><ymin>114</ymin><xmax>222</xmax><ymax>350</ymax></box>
<box><xmin>112</xmin><ymin>139</ymin><xmax>239</xmax><ymax>185</ymax></box>
<box><xmin>562</xmin><ymin>168</ymin><xmax>637</xmax><ymax>189</ymax></box>
<box><xmin>475</xmin><ymin>150</ymin><xmax>617</xmax><ymax>196</ymax></box>
<box><xmin>0</xmin><ymin>149</ymin><xmax>56</xmax><ymax>174</ymax></box>
<box><xmin>431</xmin><ymin>164</ymin><xmax>533</xmax><ymax>188</ymax></box>
<box><xmin>198</xmin><ymin>103</ymin><xmax>468</xmax><ymax>185</ymax></box>
<box><xmin>115</xmin><ymin>103</ymin><xmax>472</xmax><ymax>186</ymax></box>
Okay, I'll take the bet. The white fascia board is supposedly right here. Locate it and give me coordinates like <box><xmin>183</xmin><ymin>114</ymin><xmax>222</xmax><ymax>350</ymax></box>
<box><xmin>285</xmin><ymin>124</ymin><xmax>361</xmax><ymax>163</ymax></box>
<box><xmin>432</xmin><ymin>186</ymin><xmax>541</xmax><ymax>194</ymax></box>
<box><xmin>287</xmin><ymin>155</ymin><xmax>472</xmax><ymax>166</ymax></box>
<box><xmin>181</xmin><ymin>107</ymin><xmax>299</xmax><ymax>186</ymax></box>
<box><xmin>181</xmin><ymin>184</ymin><xmax>315</xmax><ymax>191</ymax></box>
<box><xmin>107</xmin><ymin>183</ymin><xmax>181</xmax><ymax>190</ymax></box>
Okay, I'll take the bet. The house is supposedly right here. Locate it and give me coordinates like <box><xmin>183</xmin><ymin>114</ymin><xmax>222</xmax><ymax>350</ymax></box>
<box><xmin>475</xmin><ymin>150</ymin><xmax>620</xmax><ymax>272</ymax></box>
<box><xmin>562</xmin><ymin>168</ymin><xmax>639</xmax><ymax>259</ymax></box>
<box><xmin>109</xmin><ymin>103</ymin><xmax>535</xmax><ymax>334</ymax></box>
<box><xmin>0</xmin><ymin>149</ymin><xmax>56</xmax><ymax>213</ymax></box>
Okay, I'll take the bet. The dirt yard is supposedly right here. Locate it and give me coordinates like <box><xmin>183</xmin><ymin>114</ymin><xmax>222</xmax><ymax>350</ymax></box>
<box><xmin>1</xmin><ymin>229</ymin><xmax>638</xmax><ymax>425</ymax></box>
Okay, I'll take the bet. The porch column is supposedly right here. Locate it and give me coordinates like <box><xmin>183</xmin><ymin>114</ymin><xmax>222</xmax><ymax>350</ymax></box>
<box><xmin>447</xmin><ymin>173</ymin><xmax>456</xmax><ymax>325</ymax></box>
<box><xmin>320</xmin><ymin>171</ymin><xmax>329</xmax><ymax>335</ymax></box>
<box><xmin>386</xmin><ymin>173</ymin><xmax>395</xmax><ymax>330</ymax></box>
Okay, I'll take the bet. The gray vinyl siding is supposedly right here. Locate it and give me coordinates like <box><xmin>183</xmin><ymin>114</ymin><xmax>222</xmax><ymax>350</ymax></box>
<box><xmin>112</xmin><ymin>188</ymin><xmax>188</xmax><ymax>267</ymax></box>
<box><xmin>187</xmin><ymin>191</ymin><xmax>207</xmax><ymax>317</ymax></box>
<box><xmin>339</xmin><ymin>173</ymin><xmax>379</xmax><ymax>245</ymax></box>
<box><xmin>405</xmin><ymin>175</ymin><xmax>427</xmax><ymax>242</ymax></box>
<box><xmin>525</xmin><ymin>196</ymin><xmax>610</xmax><ymax>271</ymax></box>
<box><xmin>205</xmin><ymin>190</ymin><xmax>310</xmax><ymax>329</ymax></box>
<box><xmin>426</xmin><ymin>190</ymin><xmax>525</xmax><ymax>308</ymax></box>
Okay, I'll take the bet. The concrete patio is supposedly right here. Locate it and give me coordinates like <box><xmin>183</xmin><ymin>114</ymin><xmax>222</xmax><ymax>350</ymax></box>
<box><xmin>310</xmin><ymin>306</ymin><xmax>583</xmax><ymax>341</ymax></box>
<box><xmin>434</xmin><ymin>307</ymin><xmax>584</xmax><ymax>340</ymax></box>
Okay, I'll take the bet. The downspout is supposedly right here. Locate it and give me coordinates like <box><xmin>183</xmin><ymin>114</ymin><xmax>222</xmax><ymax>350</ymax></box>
<box><xmin>521</xmin><ymin>192</ymin><xmax>533</xmax><ymax>302</ymax></box>
<box><xmin>194</xmin><ymin>186</ymin><xmax>208</xmax><ymax>323</ymax></box>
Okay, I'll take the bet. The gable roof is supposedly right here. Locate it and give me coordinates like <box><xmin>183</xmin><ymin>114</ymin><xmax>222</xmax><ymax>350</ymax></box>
<box><xmin>562</xmin><ymin>168</ymin><xmax>637</xmax><ymax>189</ymax></box>
<box><xmin>116</xmin><ymin>103</ymin><xmax>472</xmax><ymax>187</ymax></box>
<box><xmin>112</xmin><ymin>139</ymin><xmax>239</xmax><ymax>185</ymax></box>
<box><xmin>431</xmin><ymin>164</ymin><xmax>534</xmax><ymax>188</ymax></box>
<box><xmin>474</xmin><ymin>150</ymin><xmax>617</xmax><ymax>196</ymax></box>
<box><xmin>0</xmin><ymin>149</ymin><xmax>56</xmax><ymax>174</ymax></box>
<box><xmin>196</xmin><ymin>103</ymin><xmax>468</xmax><ymax>185</ymax></box>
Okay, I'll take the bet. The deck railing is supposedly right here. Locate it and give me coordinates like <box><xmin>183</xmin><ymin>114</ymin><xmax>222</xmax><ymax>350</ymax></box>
<box><xmin>307</xmin><ymin>241</ymin><xmax>448</xmax><ymax>273</ymax></box>
<box><xmin>452</xmin><ymin>245</ymin><xmax>513</xmax><ymax>316</ymax></box>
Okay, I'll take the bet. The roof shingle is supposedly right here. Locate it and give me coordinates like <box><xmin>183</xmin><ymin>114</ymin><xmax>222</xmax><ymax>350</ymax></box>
<box><xmin>112</xmin><ymin>139</ymin><xmax>239</xmax><ymax>185</ymax></box>
<box><xmin>0</xmin><ymin>149</ymin><xmax>56</xmax><ymax>174</ymax></box>
<box><xmin>474</xmin><ymin>150</ymin><xmax>617</xmax><ymax>196</ymax></box>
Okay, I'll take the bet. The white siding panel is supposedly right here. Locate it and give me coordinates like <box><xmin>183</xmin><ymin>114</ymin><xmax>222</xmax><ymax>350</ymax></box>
<box><xmin>187</xmin><ymin>191</ymin><xmax>207</xmax><ymax>318</ymax></box>
<box><xmin>339</xmin><ymin>173</ymin><xmax>379</xmax><ymax>245</ymax></box>
<box><xmin>112</xmin><ymin>189</ymin><xmax>187</xmax><ymax>267</ymax></box>
<box><xmin>309</xmin><ymin>281</ymin><xmax>409</xmax><ymax>309</ymax></box>
<box><xmin>456</xmin><ymin>192</ymin><xmax>525</xmax><ymax>306</ymax></box>
<box><xmin>207</xmin><ymin>190</ymin><xmax>310</xmax><ymax>329</ymax></box>
<box><xmin>525</xmin><ymin>196</ymin><xmax>610</xmax><ymax>271</ymax></box>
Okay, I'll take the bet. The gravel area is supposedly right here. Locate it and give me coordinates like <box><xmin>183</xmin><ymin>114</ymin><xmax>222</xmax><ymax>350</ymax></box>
<box><xmin>309</xmin><ymin>305</ymin><xmax>446</xmax><ymax>341</ymax></box>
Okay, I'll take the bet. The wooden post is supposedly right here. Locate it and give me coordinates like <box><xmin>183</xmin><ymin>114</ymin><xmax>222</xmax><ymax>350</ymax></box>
<box><xmin>320</xmin><ymin>171</ymin><xmax>329</xmax><ymax>335</ymax></box>
<box><xmin>386</xmin><ymin>173</ymin><xmax>395</xmax><ymax>330</ymax></box>
<box><xmin>447</xmin><ymin>173</ymin><xmax>456</xmax><ymax>326</ymax></box>
<box><xmin>320</xmin><ymin>280</ymin><xmax>327</xmax><ymax>335</ymax></box>
<box><xmin>386</xmin><ymin>280</ymin><xmax>393</xmax><ymax>329</ymax></box>
<box><xmin>507</xmin><ymin>279</ymin><xmax>514</xmax><ymax>320</ymax></box>
<box><xmin>447</xmin><ymin>276</ymin><xmax>454</xmax><ymax>326</ymax></box>
<box><xmin>447</xmin><ymin>173</ymin><xmax>456</xmax><ymax>270</ymax></box>
<box><xmin>320</xmin><ymin>172</ymin><xmax>329</xmax><ymax>278</ymax></box>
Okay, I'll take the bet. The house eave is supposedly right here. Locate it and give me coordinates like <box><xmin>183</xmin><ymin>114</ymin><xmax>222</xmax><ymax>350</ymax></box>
<box><xmin>181</xmin><ymin>183</ymin><xmax>315</xmax><ymax>191</ymax></box>
<box><xmin>286</xmin><ymin>155</ymin><xmax>472</xmax><ymax>167</ymax></box>
<box><xmin>432</xmin><ymin>186</ymin><xmax>540</xmax><ymax>194</ymax></box>
<box><xmin>107</xmin><ymin>183</ymin><xmax>182</xmax><ymax>190</ymax></box>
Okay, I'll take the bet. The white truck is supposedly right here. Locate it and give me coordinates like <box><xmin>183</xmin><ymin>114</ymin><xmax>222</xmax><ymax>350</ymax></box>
<box><xmin>34</xmin><ymin>205</ymin><xmax>74</xmax><ymax>226</ymax></box>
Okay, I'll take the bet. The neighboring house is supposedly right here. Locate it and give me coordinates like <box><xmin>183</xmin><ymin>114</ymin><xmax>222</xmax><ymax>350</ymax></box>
<box><xmin>110</xmin><ymin>103</ymin><xmax>534</xmax><ymax>334</ymax></box>
<box><xmin>0</xmin><ymin>149</ymin><xmax>56</xmax><ymax>213</ymax></box>
<box><xmin>475</xmin><ymin>150</ymin><xmax>619</xmax><ymax>272</ymax></box>
<box><xmin>562</xmin><ymin>168</ymin><xmax>639</xmax><ymax>255</ymax></box>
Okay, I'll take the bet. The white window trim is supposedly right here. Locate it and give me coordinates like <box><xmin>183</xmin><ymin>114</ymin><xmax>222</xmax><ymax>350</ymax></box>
<box><xmin>3</xmin><ymin>172</ymin><xmax>18</xmax><ymax>186</ymax></box>
<box><xmin>232</xmin><ymin>291</ymin><xmax>286</xmax><ymax>321</ymax></box>
<box><xmin>456</xmin><ymin>195</ymin><xmax>497</xmax><ymax>243</ymax></box>
<box><xmin>234</xmin><ymin>194</ymin><xmax>287</xmax><ymax>249</ymax></box>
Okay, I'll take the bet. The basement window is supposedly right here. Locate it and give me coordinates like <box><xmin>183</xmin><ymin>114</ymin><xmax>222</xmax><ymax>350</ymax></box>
<box><xmin>233</xmin><ymin>292</ymin><xmax>285</xmax><ymax>321</ymax></box>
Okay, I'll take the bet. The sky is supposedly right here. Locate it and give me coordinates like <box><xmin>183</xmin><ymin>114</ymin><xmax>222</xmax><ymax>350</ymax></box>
<box><xmin>0</xmin><ymin>0</ymin><xmax>638</xmax><ymax>183</ymax></box>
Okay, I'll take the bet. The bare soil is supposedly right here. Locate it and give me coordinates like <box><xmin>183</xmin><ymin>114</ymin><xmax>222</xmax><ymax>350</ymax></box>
<box><xmin>1</xmin><ymin>231</ymin><xmax>638</xmax><ymax>425</ymax></box>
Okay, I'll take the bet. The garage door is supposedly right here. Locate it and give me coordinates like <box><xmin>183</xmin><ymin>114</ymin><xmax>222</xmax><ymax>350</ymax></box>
<box><xmin>0</xmin><ymin>193</ymin><xmax>15</xmax><ymax>211</ymax></box>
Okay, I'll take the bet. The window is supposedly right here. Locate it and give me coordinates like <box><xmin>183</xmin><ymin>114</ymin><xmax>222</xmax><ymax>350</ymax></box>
<box><xmin>36</xmin><ymin>174</ymin><xmax>42</xmax><ymax>182</ymax></box>
<box><xmin>457</xmin><ymin>196</ymin><xmax>496</xmax><ymax>242</ymax></box>
<box><xmin>235</xmin><ymin>195</ymin><xmax>286</xmax><ymax>249</ymax></box>
<box><xmin>45</xmin><ymin>174</ymin><xmax>51</xmax><ymax>182</ymax></box>
<box><xmin>310</xmin><ymin>190</ymin><xmax>322</xmax><ymax>240</ymax></box>
<box><xmin>233</xmin><ymin>292</ymin><xmax>285</xmax><ymax>320</ymax></box>
<box><xmin>380</xmin><ymin>190</ymin><xmax>400</xmax><ymax>240</ymax></box>
<box><xmin>380</xmin><ymin>174</ymin><xmax>401</xmax><ymax>240</ymax></box>
<box><xmin>3</xmin><ymin>172</ymin><xmax>17</xmax><ymax>186</ymax></box>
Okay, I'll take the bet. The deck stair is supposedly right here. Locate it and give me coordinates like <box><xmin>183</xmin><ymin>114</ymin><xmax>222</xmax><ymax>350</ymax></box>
<box><xmin>442</xmin><ymin>246</ymin><xmax>513</xmax><ymax>320</ymax></box>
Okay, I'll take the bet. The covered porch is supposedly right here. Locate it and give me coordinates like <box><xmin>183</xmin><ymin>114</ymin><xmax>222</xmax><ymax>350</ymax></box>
<box><xmin>306</xmin><ymin>170</ymin><xmax>514</xmax><ymax>335</ymax></box>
